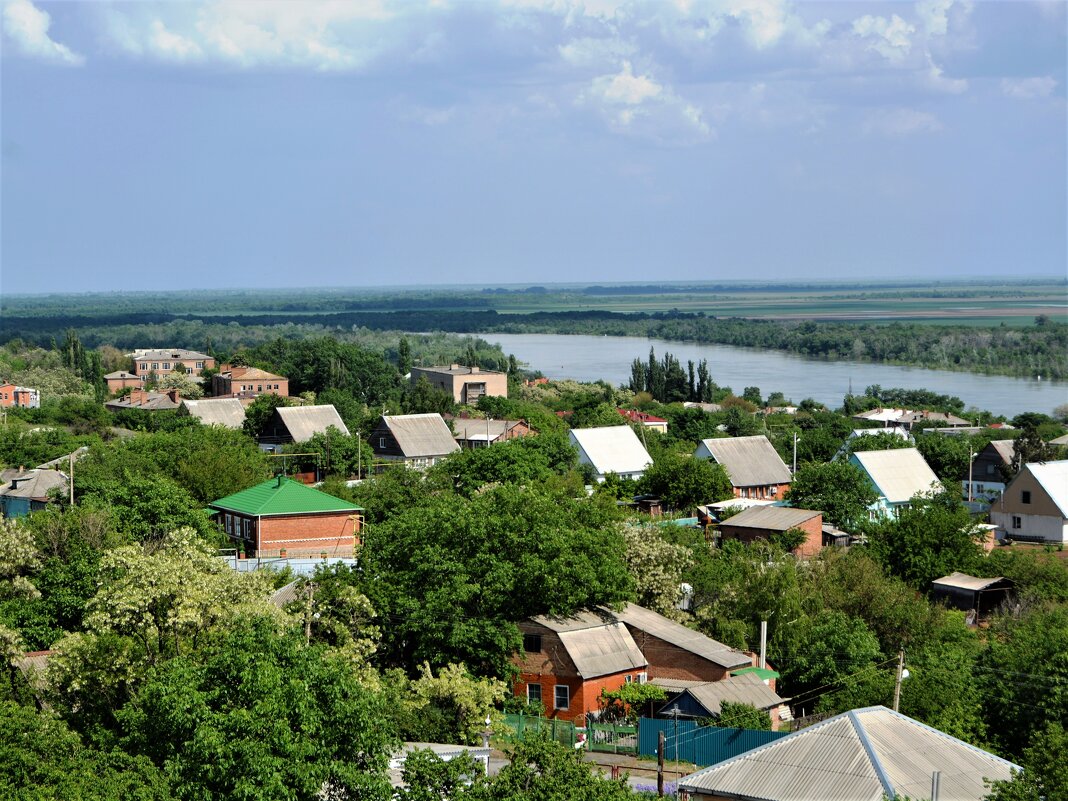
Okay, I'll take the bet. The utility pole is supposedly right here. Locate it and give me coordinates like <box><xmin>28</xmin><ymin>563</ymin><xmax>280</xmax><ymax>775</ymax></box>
<box><xmin>967</xmin><ymin>449</ymin><xmax>975</xmax><ymax>503</ymax></box>
<box><xmin>759</xmin><ymin>620</ymin><xmax>768</xmax><ymax>669</ymax></box>
<box><xmin>657</xmin><ymin>731</ymin><xmax>665</xmax><ymax>797</ymax></box>
<box><xmin>893</xmin><ymin>650</ymin><xmax>905</xmax><ymax>712</ymax></box>
<box><xmin>69</xmin><ymin>452</ymin><xmax>75</xmax><ymax>506</ymax></box>
<box><xmin>792</xmin><ymin>432</ymin><xmax>799</xmax><ymax>474</ymax></box>
<box><xmin>304</xmin><ymin>582</ymin><xmax>316</xmax><ymax>645</ymax></box>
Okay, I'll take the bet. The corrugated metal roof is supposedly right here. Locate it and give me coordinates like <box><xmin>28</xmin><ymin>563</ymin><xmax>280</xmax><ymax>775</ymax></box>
<box><xmin>850</xmin><ymin>448</ymin><xmax>941</xmax><ymax>504</ymax></box>
<box><xmin>613</xmin><ymin>603</ymin><xmax>751</xmax><ymax>669</ymax></box>
<box><xmin>1050</xmin><ymin>433</ymin><xmax>1068</xmax><ymax>446</ymax></box>
<box><xmin>227</xmin><ymin>367</ymin><xmax>285</xmax><ymax>380</ymax></box>
<box><xmin>719</xmin><ymin>505</ymin><xmax>821</xmax><ymax>531</ymax></box>
<box><xmin>270</xmin><ymin>579</ymin><xmax>303</xmax><ymax>608</ymax></box>
<box><xmin>569</xmin><ymin>426</ymin><xmax>652</xmax><ymax>477</ymax></box>
<box><xmin>0</xmin><ymin>468</ymin><xmax>68</xmax><ymax>501</ymax></box>
<box><xmin>210</xmin><ymin>476</ymin><xmax>363</xmax><ymax>516</ymax></box>
<box><xmin>931</xmin><ymin>572</ymin><xmax>1008</xmax><ymax>592</ymax></box>
<box><xmin>679</xmin><ymin>706</ymin><xmax>1020</xmax><ymax>801</ymax></box>
<box><xmin>1028</xmin><ymin>460</ymin><xmax>1068</xmax><ymax>518</ymax></box>
<box><xmin>532</xmin><ymin>610</ymin><xmax>647</xmax><ymax>679</ymax></box>
<box><xmin>384</xmin><ymin>413</ymin><xmax>461</xmax><ymax>458</ymax></box>
<box><xmin>129</xmin><ymin>348</ymin><xmax>211</xmax><ymax>360</ymax></box>
<box><xmin>667</xmin><ymin>672</ymin><xmax>786</xmax><ymax>716</ymax></box>
<box><xmin>105</xmin><ymin>392</ymin><xmax>181</xmax><ymax>410</ymax></box>
<box><xmin>276</xmin><ymin>405</ymin><xmax>350</xmax><ymax>442</ymax></box>
<box><xmin>180</xmin><ymin>398</ymin><xmax>246</xmax><ymax>429</ymax></box>
<box><xmin>989</xmin><ymin>439</ymin><xmax>1017</xmax><ymax>464</ymax></box>
<box><xmin>697</xmin><ymin>436</ymin><xmax>792</xmax><ymax>488</ymax></box>
<box><xmin>451</xmin><ymin>418</ymin><xmax>523</xmax><ymax>441</ymax></box>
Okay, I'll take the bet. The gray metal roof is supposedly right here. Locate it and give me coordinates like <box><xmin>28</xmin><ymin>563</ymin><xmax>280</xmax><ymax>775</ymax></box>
<box><xmin>276</xmin><ymin>405</ymin><xmax>350</xmax><ymax>442</ymax></box>
<box><xmin>932</xmin><ymin>572</ymin><xmax>1009</xmax><ymax>592</ymax></box>
<box><xmin>569</xmin><ymin>426</ymin><xmax>652</xmax><ymax>477</ymax></box>
<box><xmin>988</xmin><ymin>439</ymin><xmax>1017</xmax><ymax>464</ymax></box>
<box><xmin>451</xmin><ymin>418</ymin><xmax>523</xmax><ymax>442</ymax></box>
<box><xmin>129</xmin><ymin>348</ymin><xmax>211</xmax><ymax>360</ymax></box>
<box><xmin>269</xmin><ymin>579</ymin><xmax>303</xmax><ymax>608</ymax></box>
<box><xmin>1027</xmin><ymin>460</ymin><xmax>1068</xmax><ymax>518</ymax></box>
<box><xmin>180</xmin><ymin>398</ymin><xmax>246</xmax><ymax>429</ymax></box>
<box><xmin>532</xmin><ymin>610</ymin><xmax>647</xmax><ymax>679</ymax></box>
<box><xmin>697</xmin><ymin>436</ymin><xmax>792</xmax><ymax>488</ymax></box>
<box><xmin>719</xmin><ymin>505</ymin><xmax>821</xmax><ymax>531</ymax></box>
<box><xmin>679</xmin><ymin>706</ymin><xmax>1020</xmax><ymax>801</ymax></box>
<box><xmin>613</xmin><ymin>603</ymin><xmax>751</xmax><ymax>669</ymax></box>
<box><xmin>851</xmin><ymin>448</ymin><xmax>941</xmax><ymax>504</ymax></box>
<box><xmin>0</xmin><ymin>468</ymin><xmax>68</xmax><ymax>501</ymax></box>
<box><xmin>383</xmin><ymin>413</ymin><xmax>461</xmax><ymax>458</ymax></box>
<box><xmin>105</xmin><ymin>392</ymin><xmax>181</xmax><ymax>410</ymax></box>
<box><xmin>661</xmin><ymin>672</ymin><xmax>786</xmax><ymax>716</ymax></box>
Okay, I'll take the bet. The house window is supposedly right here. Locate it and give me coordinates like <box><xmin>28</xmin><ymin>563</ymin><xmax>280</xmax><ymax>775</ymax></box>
<box><xmin>225</xmin><ymin>513</ymin><xmax>233</xmax><ymax>534</ymax></box>
<box><xmin>523</xmin><ymin>633</ymin><xmax>542</xmax><ymax>652</ymax></box>
<box><xmin>379</xmin><ymin>437</ymin><xmax>386</xmax><ymax>448</ymax></box>
<box><xmin>242</xmin><ymin>519</ymin><xmax>251</xmax><ymax>539</ymax></box>
<box><xmin>140</xmin><ymin>362</ymin><xmax>148</xmax><ymax>370</ymax></box>
<box><xmin>527</xmin><ymin>684</ymin><xmax>542</xmax><ymax>705</ymax></box>
<box><xmin>196</xmin><ymin>361</ymin><xmax>204</xmax><ymax>369</ymax></box>
<box><xmin>554</xmin><ymin>685</ymin><xmax>570</xmax><ymax>710</ymax></box>
<box><xmin>151</xmin><ymin>363</ymin><xmax>159</xmax><ymax>370</ymax></box>
<box><xmin>1012</xmin><ymin>516</ymin><xmax>1022</xmax><ymax>529</ymax></box>
<box><xmin>986</xmin><ymin>464</ymin><xmax>996</xmax><ymax>475</ymax></box>
<box><xmin>1021</xmin><ymin>491</ymin><xmax>1031</xmax><ymax>505</ymax></box>
<box><xmin>162</xmin><ymin>362</ymin><xmax>171</xmax><ymax>370</ymax></box>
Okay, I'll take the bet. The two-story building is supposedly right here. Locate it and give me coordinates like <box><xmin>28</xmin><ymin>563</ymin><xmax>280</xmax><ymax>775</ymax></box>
<box><xmin>128</xmin><ymin>348</ymin><xmax>215</xmax><ymax>379</ymax></box>
<box><xmin>694</xmin><ymin>436</ymin><xmax>792</xmax><ymax>500</ymax></box>
<box><xmin>0</xmin><ymin>384</ymin><xmax>40</xmax><ymax>408</ymax></box>
<box><xmin>410</xmin><ymin>365</ymin><xmax>508</xmax><ymax>406</ymax></box>
<box><xmin>212</xmin><ymin>365</ymin><xmax>289</xmax><ymax>398</ymax></box>
<box><xmin>961</xmin><ymin>440</ymin><xmax>1015</xmax><ymax>502</ymax></box>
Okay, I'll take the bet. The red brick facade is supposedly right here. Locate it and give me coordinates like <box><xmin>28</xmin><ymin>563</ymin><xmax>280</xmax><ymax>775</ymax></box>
<box><xmin>730</xmin><ymin>482</ymin><xmax>791</xmax><ymax>501</ymax></box>
<box><xmin>220</xmin><ymin>509</ymin><xmax>361</xmax><ymax>558</ymax></box>
<box><xmin>719</xmin><ymin>512</ymin><xmax>823</xmax><ymax>559</ymax></box>
<box><xmin>621</xmin><ymin>628</ymin><xmax>732</xmax><ymax>683</ymax></box>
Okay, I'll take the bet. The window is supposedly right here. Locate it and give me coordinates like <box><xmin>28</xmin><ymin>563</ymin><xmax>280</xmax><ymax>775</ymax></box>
<box><xmin>140</xmin><ymin>362</ymin><xmax>148</xmax><ymax>370</ymax></box>
<box><xmin>242</xmin><ymin>519</ymin><xmax>251</xmax><ymax>540</ymax></box>
<box><xmin>1012</xmin><ymin>516</ymin><xmax>1022</xmax><ymax>529</ymax></box>
<box><xmin>523</xmin><ymin>633</ymin><xmax>542</xmax><ymax>652</ymax></box>
<box><xmin>1021</xmin><ymin>490</ymin><xmax>1031</xmax><ymax>505</ymax></box>
<box><xmin>625</xmin><ymin>674</ymin><xmax>632</xmax><ymax>683</ymax></box>
<box><xmin>225</xmin><ymin>513</ymin><xmax>233</xmax><ymax>534</ymax></box>
<box><xmin>151</xmin><ymin>363</ymin><xmax>159</xmax><ymax>370</ymax></box>
<box><xmin>527</xmin><ymin>684</ymin><xmax>542</xmax><ymax>704</ymax></box>
<box><xmin>986</xmin><ymin>464</ymin><xmax>996</xmax><ymax>475</ymax></box>
<box><xmin>379</xmin><ymin>437</ymin><xmax>386</xmax><ymax>448</ymax></box>
<box><xmin>196</xmin><ymin>361</ymin><xmax>204</xmax><ymax>369</ymax></box>
<box><xmin>554</xmin><ymin>685</ymin><xmax>569</xmax><ymax>710</ymax></box>
<box><xmin>162</xmin><ymin>362</ymin><xmax>171</xmax><ymax>370</ymax></box>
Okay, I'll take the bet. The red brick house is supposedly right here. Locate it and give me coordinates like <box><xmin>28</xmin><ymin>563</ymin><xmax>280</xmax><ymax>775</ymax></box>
<box><xmin>613</xmin><ymin>603</ymin><xmax>752</xmax><ymax>682</ymax></box>
<box><xmin>694</xmin><ymin>436</ymin><xmax>792</xmax><ymax>501</ymax></box>
<box><xmin>717</xmin><ymin>506</ymin><xmax>825</xmax><ymax>559</ymax></box>
<box><xmin>515</xmin><ymin>611</ymin><xmax>648</xmax><ymax>726</ymax></box>
<box><xmin>212</xmin><ymin>365</ymin><xmax>290</xmax><ymax>398</ymax></box>
<box><xmin>0</xmin><ymin>384</ymin><xmax>40</xmax><ymax>408</ymax></box>
<box><xmin>209</xmin><ymin>476</ymin><xmax>364</xmax><ymax>558</ymax></box>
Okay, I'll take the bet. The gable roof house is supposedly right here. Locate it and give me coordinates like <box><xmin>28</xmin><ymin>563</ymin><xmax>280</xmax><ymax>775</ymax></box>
<box><xmin>178</xmin><ymin>398</ymin><xmax>247</xmax><ymax>429</ymax></box>
<box><xmin>613</xmin><ymin>603</ymin><xmax>752</xmax><ymax>683</ymax></box>
<box><xmin>450</xmin><ymin>417</ymin><xmax>532</xmax><ymax>449</ymax></box>
<box><xmin>103</xmin><ymin>371</ymin><xmax>142</xmax><ymax>394</ymax></box>
<box><xmin>653</xmin><ymin>672</ymin><xmax>787</xmax><ymax>725</ymax></box>
<box><xmin>209</xmin><ymin>476</ymin><xmax>364</xmax><ymax>558</ymax></box>
<box><xmin>849</xmin><ymin>447</ymin><xmax>942</xmax><ymax>520</ymax></box>
<box><xmin>679</xmin><ymin>706</ymin><xmax>1019</xmax><ymax>801</ymax></box>
<box><xmin>259</xmin><ymin>405</ymin><xmax>349</xmax><ymax>446</ymax></box>
<box><xmin>694</xmin><ymin>436</ymin><xmax>792</xmax><ymax>500</ymax></box>
<box><xmin>717</xmin><ymin>506</ymin><xmax>825</xmax><ymax>559</ymax></box>
<box><xmin>212</xmin><ymin>365</ymin><xmax>289</xmax><ymax>399</ymax></box>
<box><xmin>0</xmin><ymin>467</ymin><xmax>69</xmax><ymax>518</ymax></box>
<box><xmin>370</xmin><ymin>413</ymin><xmax>460</xmax><ymax>469</ymax></box>
<box><xmin>104</xmin><ymin>389</ymin><xmax>182</xmax><ymax>411</ymax></box>
<box><xmin>989</xmin><ymin>460</ymin><xmax>1068</xmax><ymax>546</ymax></box>
<box><xmin>569</xmin><ymin>426</ymin><xmax>653</xmax><ymax>483</ymax></box>
<box><xmin>961</xmin><ymin>440</ymin><xmax>1016</xmax><ymax>503</ymax></box>
<box><xmin>0</xmin><ymin>384</ymin><xmax>40</xmax><ymax>409</ymax></box>
<box><xmin>618</xmin><ymin>409</ymin><xmax>669</xmax><ymax>433</ymax></box>
<box><xmin>515</xmin><ymin>611</ymin><xmax>648</xmax><ymax>725</ymax></box>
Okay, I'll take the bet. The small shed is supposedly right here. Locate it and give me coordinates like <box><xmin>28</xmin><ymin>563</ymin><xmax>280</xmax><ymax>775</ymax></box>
<box><xmin>931</xmin><ymin>572</ymin><xmax>1014</xmax><ymax>621</ymax></box>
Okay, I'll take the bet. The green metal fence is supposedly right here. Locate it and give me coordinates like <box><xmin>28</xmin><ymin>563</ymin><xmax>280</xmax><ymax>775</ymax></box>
<box><xmin>589</xmin><ymin>722</ymin><xmax>638</xmax><ymax>754</ymax></box>
<box><xmin>502</xmin><ymin>713</ymin><xmax>576</xmax><ymax>748</ymax></box>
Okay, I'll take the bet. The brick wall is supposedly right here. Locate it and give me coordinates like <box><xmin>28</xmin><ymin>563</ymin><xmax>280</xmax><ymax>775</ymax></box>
<box><xmin>258</xmin><ymin>512</ymin><xmax>359</xmax><ymax>558</ymax></box>
<box><xmin>623</xmin><ymin>628</ymin><xmax>732</xmax><ymax>683</ymax></box>
<box><xmin>515</xmin><ymin>670</ymin><xmax>642</xmax><ymax>726</ymax></box>
<box><xmin>719</xmin><ymin>513</ymin><xmax>823</xmax><ymax>559</ymax></box>
<box><xmin>731</xmin><ymin>481</ymin><xmax>791</xmax><ymax>500</ymax></box>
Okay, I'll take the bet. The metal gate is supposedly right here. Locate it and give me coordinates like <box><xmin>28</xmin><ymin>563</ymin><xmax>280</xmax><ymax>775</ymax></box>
<box><xmin>589</xmin><ymin>722</ymin><xmax>638</xmax><ymax>754</ymax></box>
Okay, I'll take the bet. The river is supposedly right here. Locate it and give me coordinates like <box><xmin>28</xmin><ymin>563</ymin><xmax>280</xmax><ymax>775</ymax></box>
<box><xmin>483</xmin><ymin>333</ymin><xmax>1068</xmax><ymax>419</ymax></box>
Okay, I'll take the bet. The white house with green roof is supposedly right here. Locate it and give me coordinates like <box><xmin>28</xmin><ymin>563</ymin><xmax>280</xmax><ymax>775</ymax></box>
<box><xmin>209</xmin><ymin>476</ymin><xmax>364</xmax><ymax>559</ymax></box>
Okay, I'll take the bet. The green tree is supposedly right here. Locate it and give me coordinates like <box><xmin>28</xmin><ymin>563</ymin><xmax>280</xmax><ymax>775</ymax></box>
<box><xmin>600</xmin><ymin>682</ymin><xmax>667</xmax><ymax>723</ymax></box>
<box><xmin>620</xmin><ymin>524</ymin><xmax>693</xmax><ymax>616</ymax></box>
<box><xmin>156</xmin><ymin>370</ymin><xmax>203</xmax><ymax>398</ymax></box>
<box><xmin>385</xmin><ymin>662</ymin><xmax>507</xmax><ymax>745</ymax></box>
<box><xmin>407</xmin><ymin>376</ymin><xmax>457</xmax><ymax>416</ymax></box>
<box><xmin>785</xmin><ymin>461</ymin><xmax>879</xmax><ymax>529</ymax></box>
<box><xmin>0</xmin><ymin>702</ymin><xmax>171</xmax><ymax>801</ymax></box>
<box><xmin>117</xmin><ymin>618</ymin><xmax>397</xmax><ymax>801</ymax></box>
<box><xmin>242</xmin><ymin>393</ymin><xmax>292</xmax><ymax>439</ymax></box>
<box><xmin>638</xmin><ymin>452</ymin><xmax>733</xmax><ymax>510</ymax></box>
<box><xmin>865</xmin><ymin>494</ymin><xmax>984</xmax><ymax>588</ymax></box>
<box><xmin>776</xmin><ymin>609</ymin><xmax>883</xmax><ymax>702</ymax></box>
<box><xmin>361</xmin><ymin>484</ymin><xmax>633</xmax><ymax>677</ymax></box>
<box><xmin>398</xmin><ymin>336</ymin><xmax>413</xmax><ymax>375</ymax></box>
<box><xmin>718</xmin><ymin>701</ymin><xmax>771</xmax><ymax>730</ymax></box>
<box><xmin>984</xmin><ymin>722</ymin><xmax>1068</xmax><ymax>801</ymax></box>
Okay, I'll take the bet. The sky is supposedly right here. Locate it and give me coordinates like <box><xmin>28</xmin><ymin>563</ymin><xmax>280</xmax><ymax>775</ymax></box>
<box><xmin>1</xmin><ymin>0</ymin><xmax>1065</xmax><ymax>294</ymax></box>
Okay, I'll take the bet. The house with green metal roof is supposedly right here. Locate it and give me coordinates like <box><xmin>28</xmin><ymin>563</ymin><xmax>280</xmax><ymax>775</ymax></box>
<box><xmin>209</xmin><ymin>475</ymin><xmax>364</xmax><ymax>559</ymax></box>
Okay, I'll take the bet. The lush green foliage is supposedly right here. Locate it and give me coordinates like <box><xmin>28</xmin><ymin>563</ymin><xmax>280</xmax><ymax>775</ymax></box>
<box><xmin>637</xmin><ymin>452</ymin><xmax>732</xmax><ymax>510</ymax></box>
<box><xmin>785</xmin><ymin>461</ymin><xmax>879</xmax><ymax>529</ymax></box>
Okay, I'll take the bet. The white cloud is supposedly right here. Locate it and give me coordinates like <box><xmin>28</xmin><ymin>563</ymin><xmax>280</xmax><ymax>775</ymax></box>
<box><xmin>924</xmin><ymin>57</ymin><xmax>967</xmax><ymax>94</ymax></box>
<box><xmin>915</xmin><ymin>0</ymin><xmax>953</xmax><ymax>36</ymax></box>
<box><xmin>1001</xmin><ymin>76</ymin><xmax>1057</xmax><ymax>100</ymax></box>
<box><xmin>558</xmin><ymin>36</ymin><xmax>636</xmax><ymax>67</ymax></box>
<box><xmin>150</xmin><ymin>19</ymin><xmax>202</xmax><ymax>61</ymax></box>
<box><xmin>852</xmin><ymin>14</ymin><xmax>916</xmax><ymax>61</ymax></box>
<box><xmin>863</xmin><ymin>107</ymin><xmax>942</xmax><ymax>136</ymax></box>
<box><xmin>2</xmin><ymin>0</ymin><xmax>84</xmax><ymax>65</ymax></box>
<box><xmin>581</xmin><ymin>60</ymin><xmax>710</xmax><ymax>140</ymax></box>
<box><xmin>589</xmin><ymin>60</ymin><xmax>663</xmax><ymax>105</ymax></box>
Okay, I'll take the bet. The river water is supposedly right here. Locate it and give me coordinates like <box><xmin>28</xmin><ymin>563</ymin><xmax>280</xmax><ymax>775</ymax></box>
<box><xmin>483</xmin><ymin>333</ymin><xmax>1068</xmax><ymax>419</ymax></box>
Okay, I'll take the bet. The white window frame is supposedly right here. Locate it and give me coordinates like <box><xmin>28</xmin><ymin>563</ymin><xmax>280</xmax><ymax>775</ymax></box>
<box><xmin>554</xmin><ymin>685</ymin><xmax>569</xmax><ymax>710</ymax></box>
<box><xmin>527</xmin><ymin>684</ymin><xmax>542</xmax><ymax>705</ymax></box>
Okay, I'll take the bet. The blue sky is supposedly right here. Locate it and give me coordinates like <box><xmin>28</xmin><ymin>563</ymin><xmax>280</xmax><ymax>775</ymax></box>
<box><xmin>2</xmin><ymin>0</ymin><xmax>1065</xmax><ymax>294</ymax></box>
